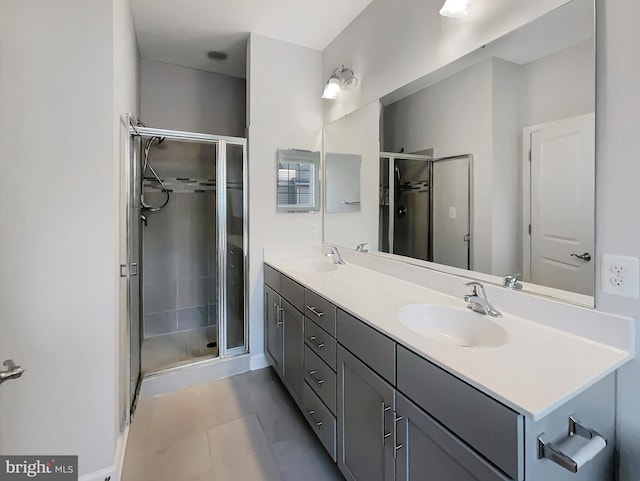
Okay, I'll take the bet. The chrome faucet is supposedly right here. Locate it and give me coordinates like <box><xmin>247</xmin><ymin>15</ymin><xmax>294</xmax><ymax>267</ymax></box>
<box><xmin>464</xmin><ymin>282</ymin><xmax>502</xmax><ymax>317</ymax></box>
<box><xmin>355</xmin><ymin>243</ymin><xmax>369</xmax><ymax>253</ymax></box>
<box><xmin>325</xmin><ymin>246</ymin><xmax>346</xmax><ymax>265</ymax></box>
<box><xmin>503</xmin><ymin>274</ymin><xmax>523</xmax><ymax>290</ymax></box>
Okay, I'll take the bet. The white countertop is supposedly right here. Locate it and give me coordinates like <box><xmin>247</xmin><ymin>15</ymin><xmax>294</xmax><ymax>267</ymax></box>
<box><xmin>265</xmin><ymin>254</ymin><xmax>633</xmax><ymax>421</ymax></box>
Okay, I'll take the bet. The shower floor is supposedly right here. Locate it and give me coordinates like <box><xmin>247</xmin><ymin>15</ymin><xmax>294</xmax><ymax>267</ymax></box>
<box><xmin>142</xmin><ymin>326</ymin><xmax>218</xmax><ymax>374</ymax></box>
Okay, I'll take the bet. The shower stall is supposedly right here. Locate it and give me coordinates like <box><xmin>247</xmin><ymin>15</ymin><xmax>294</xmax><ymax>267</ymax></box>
<box><xmin>122</xmin><ymin>116</ymin><xmax>248</xmax><ymax>408</ymax></box>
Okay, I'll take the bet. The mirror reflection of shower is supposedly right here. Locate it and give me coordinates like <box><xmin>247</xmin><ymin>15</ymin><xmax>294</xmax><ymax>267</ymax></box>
<box><xmin>379</xmin><ymin>152</ymin><xmax>471</xmax><ymax>270</ymax></box>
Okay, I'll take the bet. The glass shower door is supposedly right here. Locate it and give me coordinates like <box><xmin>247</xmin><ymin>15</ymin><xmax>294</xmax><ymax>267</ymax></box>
<box><xmin>223</xmin><ymin>142</ymin><xmax>247</xmax><ymax>352</ymax></box>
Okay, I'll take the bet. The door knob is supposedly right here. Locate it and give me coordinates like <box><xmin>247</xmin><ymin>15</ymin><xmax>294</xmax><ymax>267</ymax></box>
<box><xmin>0</xmin><ymin>359</ymin><xmax>25</xmax><ymax>385</ymax></box>
<box><xmin>571</xmin><ymin>252</ymin><xmax>592</xmax><ymax>262</ymax></box>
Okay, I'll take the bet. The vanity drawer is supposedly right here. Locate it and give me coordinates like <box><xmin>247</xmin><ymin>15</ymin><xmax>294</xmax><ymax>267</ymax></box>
<box><xmin>337</xmin><ymin>309</ymin><xmax>396</xmax><ymax>385</ymax></box>
<box><xmin>302</xmin><ymin>382</ymin><xmax>336</xmax><ymax>461</ymax></box>
<box><xmin>304</xmin><ymin>345</ymin><xmax>337</xmax><ymax>415</ymax></box>
<box><xmin>305</xmin><ymin>318</ymin><xmax>337</xmax><ymax>371</ymax></box>
<box><xmin>264</xmin><ymin>264</ymin><xmax>281</xmax><ymax>291</ymax></box>
<box><xmin>281</xmin><ymin>274</ymin><xmax>304</xmax><ymax>312</ymax></box>
<box><xmin>303</xmin><ymin>289</ymin><xmax>337</xmax><ymax>336</ymax></box>
<box><xmin>397</xmin><ymin>346</ymin><xmax>524</xmax><ymax>481</ymax></box>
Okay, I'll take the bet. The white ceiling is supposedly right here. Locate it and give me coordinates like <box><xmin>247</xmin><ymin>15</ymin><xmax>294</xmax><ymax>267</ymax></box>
<box><xmin>131</xmin><ymin>0</ymin><xmax>374</xmax><ymax>79</ymax></box>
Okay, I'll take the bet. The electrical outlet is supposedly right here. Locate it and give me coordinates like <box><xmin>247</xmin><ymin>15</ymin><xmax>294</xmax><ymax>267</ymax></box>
<box><xmin>601</xmin><ymin>254</ymin><xmax>639</xmax><ymax>298</ymax></box>
<box><xmin>610</xmin><ymin>264</ymin><xmax>627</xmax><ymax>275</ymax></box>
<box><xmin>611</xmin><ymin>276</ymin><xmax>625</xmax><ymax>287</ymax></box>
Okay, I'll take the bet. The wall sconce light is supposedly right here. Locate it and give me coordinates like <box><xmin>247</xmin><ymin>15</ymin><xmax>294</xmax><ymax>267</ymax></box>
<box><xmin>322</xmin><ymin>66</ymin><xmax>359</xmax><ymax>100</ymax></box>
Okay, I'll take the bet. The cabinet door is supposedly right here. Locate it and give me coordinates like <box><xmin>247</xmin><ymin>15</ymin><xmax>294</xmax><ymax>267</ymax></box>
<box><xmin>337</xmin><ymin>345</ymin><xmax>395</xmax><ymax>481</ymax></box>
<box><xmin>396</xmin><ymin>393</ymin><xmax>510</xmax><ymax>481</ymax></box>
<box><xmin>264</xmin><ymin>286</ymin><xmax>283</xmax><ymax>376</ymax></box>
<box><xmin>282</xmin><ymin>298</ymin><xmax>304</xmax><ymax>403</ymax></box>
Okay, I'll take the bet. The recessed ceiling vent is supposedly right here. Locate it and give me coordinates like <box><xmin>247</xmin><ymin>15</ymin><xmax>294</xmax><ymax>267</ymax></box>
<box><xmin>207</xmin><ymin>50</ymin><xmax>228</xmax><ymax>61</ymax></box>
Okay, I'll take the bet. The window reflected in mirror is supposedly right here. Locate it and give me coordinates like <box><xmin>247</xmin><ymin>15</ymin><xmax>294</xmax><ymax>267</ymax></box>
<box><xmin>276</xmin><ymin>149</ymin><xmax>320</xmax><ymax>212</ymax></box>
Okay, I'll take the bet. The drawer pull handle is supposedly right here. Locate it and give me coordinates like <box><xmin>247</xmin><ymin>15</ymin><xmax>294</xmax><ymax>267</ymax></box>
<box><xmin>538</xmin><ymin>417</ymin><xmax>607</xmax><ymax>473</ymax></box>
<box><xmin>276</xmin><ymin>306</ymin><xmax>284</xmax><ymax>326</ymax></box>
<box><xmin>307</xmin><ymin>336</ymin><xmax>325</xmax><ymax>350</ymax></box>
<box><xmin>305</xmin><ymin>305</ymin><xmax>325</xmax><ymax>317</ymax></box>
<box><xmin>307</xmin><ymin>370</ymin><xmax>325</xmax><ymax>386</ymax></box>
<box><xmin>307</xmin><ymin>410</ymin><xmax>323</xmax><ymax>430</ymax></box>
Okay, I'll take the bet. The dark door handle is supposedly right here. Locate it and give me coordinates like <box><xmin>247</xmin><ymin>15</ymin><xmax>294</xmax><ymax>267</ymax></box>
<box><xmin>571</xmin><ymin>253</ymin><xmax>591</xmax><ymax>262</ymax></box>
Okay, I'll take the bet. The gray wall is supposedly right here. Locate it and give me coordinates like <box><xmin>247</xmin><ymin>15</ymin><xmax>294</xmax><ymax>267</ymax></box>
<box><xmin>0</xmin><ymin>0</ymin><xmax>138</xmax><ymax>475</ymax></box>
<box><xmin>140</xmin><ymin>58</ymin><xmax>246</xmax><ymax>136</ymax></box>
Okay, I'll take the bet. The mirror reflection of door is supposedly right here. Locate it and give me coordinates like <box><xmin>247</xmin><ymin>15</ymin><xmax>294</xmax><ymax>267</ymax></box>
<box><xmin>431</xmin><ymin>156</ymin><xmax>471</xmax><ymax>270</ymax></box>
<box><xmin>525</xmin><ymin>113</ymin><xmax>595</xmax><ymax>296</ymax></box>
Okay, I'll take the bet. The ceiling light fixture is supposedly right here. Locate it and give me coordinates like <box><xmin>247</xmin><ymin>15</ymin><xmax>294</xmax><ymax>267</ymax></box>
<box><xmin>439</xmin><ymin>0</ymin><xmax>468</xmax><ymax>17</ymax></box>
<box><xmin>322</xmin><ymin>66</ymin><xmax>359</xmax><ymax>100</ymax></box>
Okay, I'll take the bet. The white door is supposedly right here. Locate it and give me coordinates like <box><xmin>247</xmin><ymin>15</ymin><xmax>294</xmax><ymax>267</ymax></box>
<box><xmin>526</xmin><ymin>113</ymin><xmax>595</xmax><ymax>296</ymax></box>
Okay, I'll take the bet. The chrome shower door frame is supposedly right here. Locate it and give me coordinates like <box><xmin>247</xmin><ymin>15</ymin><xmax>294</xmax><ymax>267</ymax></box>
<box><xmin>126</xmin><ymin>122</ymin><xmax>249</xmax><ymax>363</ymax></box>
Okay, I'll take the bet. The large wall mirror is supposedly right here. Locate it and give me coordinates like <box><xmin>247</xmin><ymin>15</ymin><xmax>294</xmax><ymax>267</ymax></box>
<box><xmin>323</xmin><ymin>0</ymin><xmax>595</xmax><ymax>304</ymax></box>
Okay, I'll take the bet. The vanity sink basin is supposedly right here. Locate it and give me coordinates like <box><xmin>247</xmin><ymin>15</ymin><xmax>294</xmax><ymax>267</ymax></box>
<box><xmin>397</xmin><ymin>304</ymin><xmax>508</xmax><ymax>348</ymax></box>
<box><xmin>293</xmin><ymin>260</ymin><xmax>339</xmax><ymax>273</ymax></box>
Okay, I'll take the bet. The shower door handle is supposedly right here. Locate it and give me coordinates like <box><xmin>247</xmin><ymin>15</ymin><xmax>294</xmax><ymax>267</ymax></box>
<box><xmin>119</xmin><ymin>263</ymin><xmax>138</xmax><ymax>277</ymax></box>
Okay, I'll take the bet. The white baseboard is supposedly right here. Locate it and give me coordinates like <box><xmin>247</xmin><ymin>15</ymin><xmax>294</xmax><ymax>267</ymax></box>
<box><xmin>250</xmin><ymin>353</ymin><xmax>269</xmax><ymax>370</ymax></box>
<box><xmin>78</xmin><ymin>426</ymin><xmax>129</xmax><ymax>481</ymax></box>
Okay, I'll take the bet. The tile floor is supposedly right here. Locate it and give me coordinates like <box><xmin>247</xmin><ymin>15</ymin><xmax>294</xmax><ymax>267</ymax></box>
<box><xmin>121</xmin><ymin>367</ymin><xmax>345</xmax><ymax>481</ymax></box>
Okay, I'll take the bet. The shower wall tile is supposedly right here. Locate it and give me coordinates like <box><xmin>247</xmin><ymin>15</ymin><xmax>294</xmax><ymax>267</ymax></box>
<box><xmin>175</xmin><ymin>193</ymin><xmax>210</xmax><ymax>279</ymax></box>
<box><xmin>144</xmin><ymin>281</ymin><xmax>177</xmax><ymax>314</ymax></box>
<box><xmin>145</xmin><ymin>311</ymin><xmax>178</xmax><ymax>337</ymax></box>
<box><xmin>177</xmin><ymin>306</ymin><xmax>209</xmax><ymax>331</ymax></box>
<box><xmin>178</xmin><ymin>277</ymin><xmax>208</xmax><ymax>309</ymax></box>
<box><xmin>143</xmin><ymin>185</ymin><xmax>218</xmax><ymax>339</ymax></box>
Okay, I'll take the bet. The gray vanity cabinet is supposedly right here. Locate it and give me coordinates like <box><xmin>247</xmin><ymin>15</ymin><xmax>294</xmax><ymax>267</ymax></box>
<box><xmin>282</xmin><ymin>298</ymin><xmax>304</xmax><ymax>404</ymax></box>
<box><xmin>395</xmin><ymin>393</ymin><xmax>510</xmax><ymax>481</ymax></box>
<box><xmin>337</xmin><ymin>345</ymin><xmax>395</xmax><ymax>481</ymax></box>
<box><xmin>264</xmin><ymin>285</ymin><xmax>283</xmax><ymax>376</ymax></box>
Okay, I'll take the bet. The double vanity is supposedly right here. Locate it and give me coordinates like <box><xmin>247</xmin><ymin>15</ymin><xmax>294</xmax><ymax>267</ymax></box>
<box><xmin>263</xmin><ymin>246</ymin><xmax>633</xmax><ymax>481</ymax></box>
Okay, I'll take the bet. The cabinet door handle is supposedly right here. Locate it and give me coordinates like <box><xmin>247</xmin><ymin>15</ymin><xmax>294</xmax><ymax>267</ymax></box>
<box><xmin>394</xmin><ymin>412</ymin><xmax>405</xmax><ymax>458</ymax></box>
<box><xmin>273</xmin><ymin>302</ymin><xmax>278</xmax><ymax>325</ymax></box>
<box><xmin>307</xmin><ymin>410</ymin><xmax>323</xmax><ymax>430</ymax></box>
<box><xmin>305</xmin><ymin>305</ymin><xmax>325</xmax><ymax>317</ymax></box>
<box><xmin>276</xmin><ymin>306</ymin><xmax>284</xmax><ymax>326</ymax></box>
<box><xmin>307</xmin><ymin>370</ymin><xmax>324</xmax><ymax>386</ymax></box>
<box><xmin>307</xmin><ymin>336</ymin><xmax>325</xmax><ymax>350</ymax></box>
<box><xmin>382</xmin><ymin>402</ymin><xmax>392</xmax><ymax>444</ymax></box>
